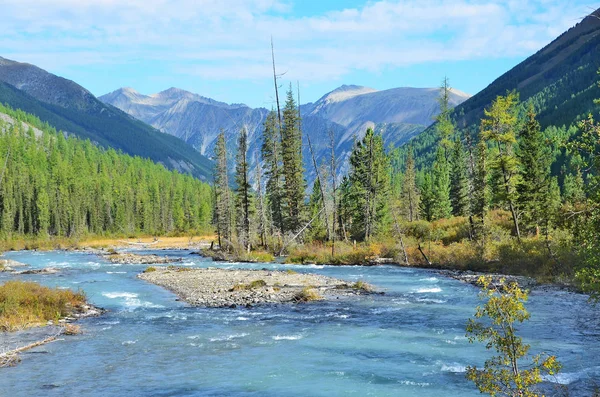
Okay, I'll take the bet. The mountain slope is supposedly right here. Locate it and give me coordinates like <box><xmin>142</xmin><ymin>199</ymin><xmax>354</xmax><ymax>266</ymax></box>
<box><xmin>101</xmin><ymin>85</ymin><xmax>470</xmax><ymax>182</ymax></box>
<box><xmin>0</xmin><ymin>57</ymin><xmax>213</xmax><ymax>180</ymax></box>
<box><xmin>405</xmin><ymin>9</ymin><xmax>600</xmax><ymax>168</ymax></box>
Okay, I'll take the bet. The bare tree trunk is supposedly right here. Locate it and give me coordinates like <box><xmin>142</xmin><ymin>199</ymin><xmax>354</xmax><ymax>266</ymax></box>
<box><xmin>300</xmin><ymin>86</ymin><xmax>330</xmax><ymax>240</ymax></box>
<box><xmin>392</xmin><ymin>210</ymin><xmax>409</xmax><ymax>266</ymax></box>
<box><xmin>418</xmin><ymin>244</ymin><xmax>432</xmax><ymax>266</ymax></box>
<box><xmin>279</xmin><ymin>207</ymin><xmax>324</xmax><ymax>256</ymax></box>
<box><xmin>329</xmin><ymin>130</ymin><xmax>338</xmax><ymax>256</ymax></box>
<box><xmin>271</xmin><ymin>36</ymin><xmax>282</xmax><ymax>128</ymax></box>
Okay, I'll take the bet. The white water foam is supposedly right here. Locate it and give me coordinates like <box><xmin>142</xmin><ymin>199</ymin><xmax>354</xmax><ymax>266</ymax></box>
<box><xmin>122</xmin><ymin>340</ymin><xmax>137</xmax><ymax>345</ymax></box>
<box><xmin>102</xmin><ymin>292</ymin><xmax>164</xmax><ymax>309</ymax></box>
<box><xmin>272</xmin><ymin>335</ymin><xmax>303</xmax><ymax>341</ymax></box>
<box><xmin>543</xmin><ymin>371</ymin><xmax>584</xmax><ymax>385</ymax></box>
<box><xmin>419</xmin><ymin>277</ymin><xmax>439</xmax><ymax>282</ymax></box>
<box><xmin>106</xmin><ymin>271</ymin><xmax>127</xmax><ymax>274</ymax></box>
<box><xmin>398</xmin><ymin>380</ymin><xmax>431</xmax><ymax>387</ymax></box>
<box><xmin>415</xmin><ymin>287</ymin><xmax>442</xmax><ymax>293</ymax></box>
<box><xmin>441</xmin><ymin>363</ymin><xmax>467</xmax><ymax>373</ymax></box>
<box><xmin>236</xmin><ymin>317</ymin><xmax>249</xmax><ymax>321</ymax></box>
<box><xmin>209</xmin><ymin>333</ymin><xmax>249</xmax><ymax>342</ymax></box>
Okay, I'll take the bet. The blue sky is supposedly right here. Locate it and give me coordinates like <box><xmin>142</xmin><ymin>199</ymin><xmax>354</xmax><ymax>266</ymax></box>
<box><xmin>1</xmin><ymin>0</ymin><xmax>597</xmax><ymax>108</ymax></box>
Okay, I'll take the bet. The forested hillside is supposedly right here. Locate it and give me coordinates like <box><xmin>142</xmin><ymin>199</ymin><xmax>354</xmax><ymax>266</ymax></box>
<box><xmin>0</xmin><ymin>104</ymin><xmax>212</xmax><ymax>239</ymax></box>
<box><xmin>0</xmin><ymin>57</ymin><xmax>213</xmax><ymax>181</ymax></box>
<box><xmin>403</xmin><ymin>9</ymin><xmax>600</xmax><ymax>169</ymax></box>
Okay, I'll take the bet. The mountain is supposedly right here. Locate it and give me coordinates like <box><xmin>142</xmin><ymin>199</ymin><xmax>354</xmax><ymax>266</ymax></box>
<box><xmin>405</xmin><ymin>8</ymin><xmax>600</xmax><ymax>168</ymax></box>
<box><xmin>101</xmin><ymin>85</ymin><xmax>470</xmax><ymax>181</ymax></box>
<box><xmin>0</xmin><ymin>57</ymin><xmax>213</xmax><ymax>180</ymax></box>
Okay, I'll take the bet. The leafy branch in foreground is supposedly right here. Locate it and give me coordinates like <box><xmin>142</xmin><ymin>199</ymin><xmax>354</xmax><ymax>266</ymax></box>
<box><xmin>466</xmin><ymin>276</ymin><xmax>561</xmax><ymax>397</ymax></box>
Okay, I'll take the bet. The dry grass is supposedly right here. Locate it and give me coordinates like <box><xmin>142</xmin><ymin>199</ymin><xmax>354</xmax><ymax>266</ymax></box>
<box><xmin>0</xmin><ymin>234</ymin><xmax>216</xmax><ymax>252</ymax></box>
<box><xmin>0</xmin><ymin>281</ymin><xmax>87</xmax><ymax>331</ymax></box>
<box><xmin>293</xmin><ymin>287</ymin><xmax>323</xmax><ymax>302</ymax></box>
<box><xmin>229</xmin><ymin>279</ymin><xmax>267</xmax><ymax>292</ymax></box>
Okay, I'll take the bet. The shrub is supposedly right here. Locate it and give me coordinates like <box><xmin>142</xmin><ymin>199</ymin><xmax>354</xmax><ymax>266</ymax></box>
<box><xmin>143</xmin><ymin>266</ymin><xmax>157</xmax><ymax>273</ymax></box>
<box><xmin>294</xmin><ymin>287</ymin><xmax>322</xmax><ymax>302</ymax></box>
<box><xmin>230</xmin><ymin>279</ymin><xmax>267</xmax><ymax>291</ymax></box>
<box><xmin>352</xmin><ymin>280</ymin><xmax>374</xmax><ymax>292</ymax></box>
<box><xmin>0</xmin><ymin>281</ymin><xmax>86</xmax><ymax>331</ymax></box>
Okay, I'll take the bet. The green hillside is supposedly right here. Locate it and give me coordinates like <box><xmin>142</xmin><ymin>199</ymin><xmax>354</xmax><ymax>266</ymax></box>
<box><xmin>403</xmin><ymin>10</ymin><xmax>600</xmax><ymax>169</ymax></box>
<box><xmin>0</xmin><ymin>104</ymin><xmax>212</xmax><ymax>238</ymax></box>
<box><xmin>0</xmin><ymin>81</ymin><xmax>213</xmax><ymax>180</ymax></box>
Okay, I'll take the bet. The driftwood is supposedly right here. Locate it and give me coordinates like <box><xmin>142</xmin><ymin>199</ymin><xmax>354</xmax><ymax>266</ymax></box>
<box><xmin>0</xmin><ymin>333</ymin><xmax>61</xmax><ymax>368</ymax></box>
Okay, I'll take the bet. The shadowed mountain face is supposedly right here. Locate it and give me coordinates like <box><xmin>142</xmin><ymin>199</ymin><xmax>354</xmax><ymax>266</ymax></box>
<box><xmin>405</xmin><ymin>8</ymin><xmax>600</xmax><ymax>169</ymax></box>
<box><xmin>101</xmin><ymin>85</ymin><xmax>470</xmax><ymax>182</ymax></box>
<box><xmin>0</xmin><ymin>57</ymin><xmax>214</xmax><ymax>180</ymax></box>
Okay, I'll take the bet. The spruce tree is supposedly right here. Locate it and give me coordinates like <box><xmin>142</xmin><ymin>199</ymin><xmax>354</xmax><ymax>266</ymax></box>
<box><xmin>307</xmin><ymin>178</ymin><xmax>327</xmax><ymax>241</ymax></box>
<box><xmin>419</xmin><ymin>172</ymin><xmax>435</xmax><ymax>222</ymax></box>
<box><xmin>235</xmin><ymin>128</ymin><xmax>252</xmax><ymax>251</ymax></box>
<box><xmin>401</xmin><ymin>148</ymin><xmax>420</xmax><ymax>222</ymax></box>
<box><xmin>261</xmin><ymin>110</ymin><xmax>285</xmax><ymax>237</ymax></box>
<box><xmin>436</xmin><ymin>76</ymin><xmax>454</xmax><ymax>160</ymax></box>
<box><xmin>517</xmin><ymin>106</ymin><xmax>551</xmax><ymax>235</ymax></box>
<box><xmin>281</xmin><ymin>86</ymin><xmax>306</xmax><ymax>233</ymax></box>
<box><xmin>480</xmin><ymin>92</ymin><xmax>521</xmax><ymax>240</ymax></box>
<box><xmin>450</xmin><ymin>138</ymin><xmax>470</xmax><ymax>217</ymax></box>
<box><xmin>347</xmin><ymin>128</ymin><xmax>391</xmax><ymax>240</ymax></box>
<box><xmin>432</xmin><ymin>147</ymin><xmax>452</xmax><ymax>220</ymax></box>
<box><xmin>213</xmin><ymin>131</ymin><xmax>232</xmax><ymax>249</ymax></box>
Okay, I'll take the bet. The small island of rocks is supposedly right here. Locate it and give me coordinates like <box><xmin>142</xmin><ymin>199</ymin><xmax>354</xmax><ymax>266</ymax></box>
<box><xmin>138</xmin><ymin>267</ymin><xmax>377</xmax><ymax>307</ymax></box>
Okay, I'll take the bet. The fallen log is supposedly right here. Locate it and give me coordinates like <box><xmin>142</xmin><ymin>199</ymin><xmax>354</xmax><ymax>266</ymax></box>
<box><xmin>0</xmin><ymin>333</ymin><xmax>61</xmax><ymax>368</ymax></box>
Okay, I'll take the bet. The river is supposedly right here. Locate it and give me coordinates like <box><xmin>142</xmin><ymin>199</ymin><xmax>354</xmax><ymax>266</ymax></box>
<box><xmin>0</xmin><ymin>250</ymin><xmax>598</xmax><ymax>396</ymax></box>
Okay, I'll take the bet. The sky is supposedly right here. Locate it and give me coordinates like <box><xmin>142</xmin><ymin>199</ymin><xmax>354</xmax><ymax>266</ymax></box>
<box><xmin>1</xmin><ymin>0</ymin><xmax>598</xmax><ymax>108</ymax></box>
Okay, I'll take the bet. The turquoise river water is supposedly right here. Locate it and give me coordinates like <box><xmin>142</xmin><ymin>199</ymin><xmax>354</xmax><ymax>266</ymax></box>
<box><xmin>0</xmin><ymin>250</ymin><xmax>598</xmax><ymax>396</ymax></box>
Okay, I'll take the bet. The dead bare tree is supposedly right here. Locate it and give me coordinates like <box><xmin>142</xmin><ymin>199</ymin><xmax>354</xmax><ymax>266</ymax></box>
<box><xmin>298</xmin><ymin>82</ymin><xmax>331</xmax><ymax>241</ymax></box>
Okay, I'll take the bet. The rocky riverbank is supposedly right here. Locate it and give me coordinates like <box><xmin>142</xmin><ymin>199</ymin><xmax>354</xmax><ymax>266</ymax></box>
<box><xmin>138</xmin><ymin>267</ymin><xmax>377</xmax><ymax>308</ymax></box>
<box><xmin>103</xmin><ymin>253</ymin><xmax>183</xmax><ymax>265</ymax></box>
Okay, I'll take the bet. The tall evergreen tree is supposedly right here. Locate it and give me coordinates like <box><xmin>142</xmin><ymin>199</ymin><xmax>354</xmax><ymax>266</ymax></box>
<box><xmin>450</xmin><ymin>138</ymin><xmax>470</xmax><ymax>217</ymax></box>
<box><xmin>480</xmin><ymin>92</ymin><xmax>522</xmax><ymax>240</ymax></box>
<box><xmin>213</xmin><ymin>131</ymin><xmax>232</xmax><ymax>249</ymax></box>
<box><xmin>261</xmin><ymin>110</ymin><xmax>285</xmax><ymax>237</ymax></box>
<box><xmin>281</xmin><ymin>86</ymin><xmax>306</xmax><ymax>233</ymax></box>
<box><xmin>419</xmin><ymin>172</ymin><xmax>435</xmax><ymax>222</ymax></box>
<box><xmin>401</xmin><ymin>148</ymin><xmax>420</xmax><ymax>222</ymax></box>
<box><xmin>432</xmin><ymin>147</ymin><xmax>452</xmax><ymax>220</ymax></box>
<box><xmin>517</xmin><ymin>106</ymin><xmax>552</xmax><ymax>235</ymax></box>
<box><xmin>436</xmin><ymin>76</ymin><xmax>455</xmax><ymax>160</ymax></box>
<box><xmin>347</xmin><ymin>128</ymin><xmax>391</xmax><ymax>240</ymax></box>
<box><xmin>307</xmin><ymin>178</ymin><xmax>327</xmax><ymax>241</ymax></box>
<box><xmin>235</xmin><ymin>128</ymin><xmax>252</xmax><ymax>251</ymax></box>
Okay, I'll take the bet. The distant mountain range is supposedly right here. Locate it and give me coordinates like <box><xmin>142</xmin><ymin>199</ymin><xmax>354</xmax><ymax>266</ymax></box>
<box><xmin>0</xmin><ymin>56</ymin><xmax>213</xmax><ymax>180</ymax></box>
<box><xmin>100</xmin><ymin>84</ymin><xmax>470</xmax><ymax>181</ymax></box>
<box><xmin>406</xmin><ymin>7</ymin><xmax>600</xmax><ymax>169</ymax></box>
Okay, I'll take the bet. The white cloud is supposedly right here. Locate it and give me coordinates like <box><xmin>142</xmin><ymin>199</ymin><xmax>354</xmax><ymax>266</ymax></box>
<box><xmin>0</xmin><ymin>0</ymin><xmax>595</xmax><ymax>83</ymax></box>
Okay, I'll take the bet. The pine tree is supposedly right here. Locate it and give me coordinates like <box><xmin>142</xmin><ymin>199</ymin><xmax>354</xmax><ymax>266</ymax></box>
<box><xmin>281</xmin><ymin>86</ymin><xmax>306</xmax><ymax>233</ymax></box>
<box><xmin>432</xmin><ymin>147</ymin><xmax>452</xmax><ymax>220</ymax></box>
<box><xmin>347</xmin><ymin>128</ymin><xmax>391</xmax><ymax>240</ymax></box>
<box><xmin>401</xmin><ymin>148</ymin><xmax>420</xmax><ymax>222</ymax></box>
<box><xmin>450</xmin><ymin>138</ymin><xmax>470</xmax><ymax>217</ymax></box>
<box><xmin>419</xmin><ymin>172</ymin><xmax>435</xmax><ymax>222</ymax></box>
<box><xmin>213</xmin><ymin>131</ymin><xmax>232</xmax><ymax>249</ymax></box>
<box><xmin>480</xmin><ymin>92</ymin><xmax>522</xmax><ymax>240</ymax></box>
<box><xmin>436</xmin><ymin>76</ymin><xmax>454</xmax><ymax>160</ymax></box>
<box><xmin>517</xmin><ymin>106</ymin><xmax>552</xmax><ymax>235</ymax></box>
<box><xmin>254</xmin><ymin>152</ymin><xmax>268</xmax><ymax>248</ymax></box>
<box><xmin>261</xmin><ymin>110</ymin><xmax>285</xmax><ymax>237</ymax></box>
<box><xmin>235</xmin><ymin>128</ymin><xmax>252</xmax><ymax>251</ymax></box>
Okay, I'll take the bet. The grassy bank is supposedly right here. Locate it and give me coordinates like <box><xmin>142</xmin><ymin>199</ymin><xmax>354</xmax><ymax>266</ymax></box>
<box><xmin>286</xmin><ymin>211</ymin><xmax>579</xmax><ymax>283</ymax></box>
<box><xmin>0</xmin><ymin>234</ymin><xmax>216</xmax><ymax>252</ymax></box>
<box><xmin>0</xmin><ymin>281</ymin><xmax>87</xmax><ymax>331</ymax></box>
